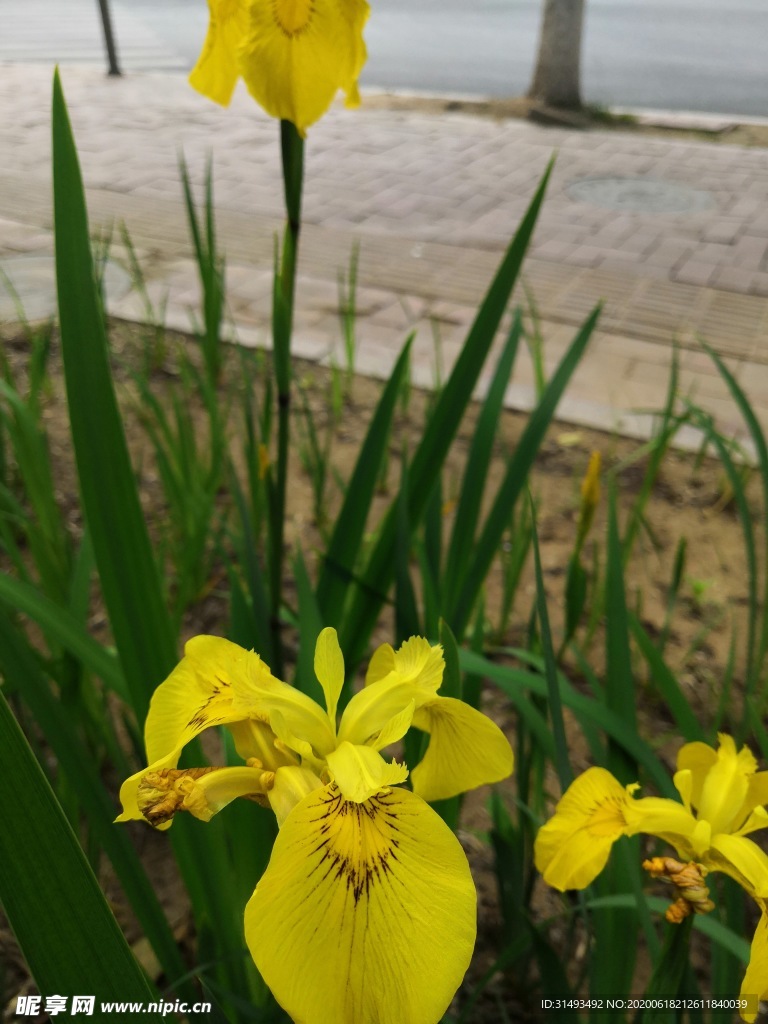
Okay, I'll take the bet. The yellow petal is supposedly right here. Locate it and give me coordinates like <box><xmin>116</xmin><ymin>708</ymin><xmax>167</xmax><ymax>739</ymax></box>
<box><xmin>368</xmin><ymin>699</ymin><xmax>415</xmax><ymax>751</ymax></box>
<box><xmin>314</xmin><ymin>627</ymin><xmax>344</xmax><ymax>729</ymax></box>
<box><xmin>269</xmin><ymin>708</ymin><xmax>326</xmax><ymax>774</ymax></box>
<box><xmin>735</xmin><ymin>805</ymin><xmax>768</xmax><ymax>838</ymax></box>
<box><xmin>344</xmin><ymin>78</ymin><xmax>361</xmax><ymax>108</ymax></box>
<box><xmin>673</xmin><ymin>768</ymin><xmax>694</xmax><ymax>813</ymax></box>
<box><xmin>122</xmin><ymin>635</ymin><xmax>321</xmax><ymax>823</ymax></box>
<box><xmin>117</xmin><ymin>765</ymin><xmax>266</xmax><ymax>827</ymax></box>
<box><xmin>391</xmin><ymin>636</ymin><xmax>445</xmax><ymax>691</ymax></box>
<box><xmin>676</xmin><ymin>740</ymin><xmax>718</xmax><ymax>809</ymax></box>
<box><xmin>740</xmin><ymin>908</ymin><xmax>768</xmax><ymax>1023</ymax></box>
<box><xmin>410</xmin><ymin>696</ymin><xmax>513</xmax><ymax>802</ymax></box>
<box><xmin>734</xmin><ymin>771</ymin><xmax>768</xmax><ymax>832</ymax></box>
<box><xmin>117</xmin><ymin>758</ymin><xmax>175</xmax><ymax>827</ymax></box>
<box><xmin>689</xmin><ymin>818</ymin><xmax>714</xmax><ymax>860</ymax></box>
<box><xmin>706</xmin><ymin>834</ymin><xmax>768</xmax><ymax>898</ymax></box>
<box><xmin>365</xmin><ymin>641</ymin><xmax>396</xmax><ymax>686</ymax></box>
<box><xmin>189</xmin><ymin>0</ymin><xmax>248</xmax><ymax>106</ymax></box>
<box><xmin>365</xmin><ymin>636</ymin><xmax>444</xmax><ymax>692</ymax></box>
<box><xmin>576</xmin><ymin>450</ymin><xmax>601</xmax><ymax>545</ymax></box>
<box><xmin>238</xmin><ymin>0</ymin><xmax>370</xmax><ymax>135</ymax></box>
<box><xmin>245</xmin><ymin>784</ymin><xmax>476</xmax><ymax>1024</ymax></box>
<box><xmin>622</xmin><ymin>795</ymin><xmax>699</xmax><ymax>855</ymax></box>
<box><xmin>227</xmin><ymin>718</ymin><xmax>297</xmax><ymax>771</ymax></box>
<box><xmin>337</xmin><ymin>675</ymin><xmax>427</xmax><ymax>746</ymax></box>
<box><xmin>233</xmin><ymin>659</ymin><xmax>336</xmax><ymax>757</ymax></box>
<box><xmin>326</xmin><ymin>740</ymin><xmax>408</xmax><ymax>802</ymax></box>
<box><xmin>144</xmin><ymin>635</ymin><xmax>262</xmax><ymax>766</ymax></box>
<box><xmin>174</xmin><ymin>765</ymin><xmax>269</xmax><ymax>820</ymax></box>
<box><xmin>267</xmin><ymin>765</ymin><xmax>324</xmax><ymax>826</ymax></box>
<box><xmin>697</xmin><ymin>735</ymin><xmax>756</xmax><ymax>835</ymax></box>
<box><xmin>338</xmin><ymin>637</ymin><xmax>445</xmax><ymax>746</ymax></box>
<box><xmin>534</xmin><ymin>768</ymin><xmax>631</xmax><ymax>891</ymax></box>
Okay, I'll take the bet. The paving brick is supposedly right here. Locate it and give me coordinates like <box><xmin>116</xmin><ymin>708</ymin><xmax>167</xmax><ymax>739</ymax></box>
<box><xmin>645</xmin><ymin>241</ymin><xmax>695</xmax><ymax>269</ymax></box>
<box><xmin>702</xmin><ymin>220</ymin><xmax>744</xmax><ymax>245</ymax></box>
<box><xmin>693</xmin><ymin>241</ymin><xmax>741</xmax><ymax>264</ymax></box>
<box><xmin>531</xmin><ymin>239</ymin><xmax>577</xmax><ymax>262</ymax></box>
<box><xmin>566</xmin><ymin>245</ymin><xmax>606</xmax><ymax>268</ymax></box>
<box><xmin>621</xmin><ymin>233</ymin><xmax>662</xmax><ymax>256</ymax></box>
<box><xmin>712</xmin><ymin>266</ymin><xmax>758</xmax><ymax>294</ymax></box>
<box><xmin>4</xmin><ymin>63</ymin><xmax>768</xmax><ymax>449</ymax></box>
<box><xmin>732</xmin><ymin>234</ymin><xmax>768</xmax><ymax>266</ymax></box>
<box><xmin>672</xmin><ymin>261</ymin><xmax>718</xmax><ymax>287</ymax></box>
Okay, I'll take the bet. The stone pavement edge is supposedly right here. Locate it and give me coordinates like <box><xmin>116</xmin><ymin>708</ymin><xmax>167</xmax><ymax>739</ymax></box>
<box><xmin>1</xmin><ymin>64</ymin><xmax>768</xmax><ymax>454</ymax></box>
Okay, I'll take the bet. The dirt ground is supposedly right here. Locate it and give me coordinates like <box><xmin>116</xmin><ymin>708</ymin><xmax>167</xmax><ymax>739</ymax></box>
<box><xmin>0</xmin><ymin>316</ymin><xmax>761</xmax><ymax>1021</ymax></box>
<box><xmin>362</xmin><ymin>92</ymin><xmax>768</xmax><ymax>149</ymax></box>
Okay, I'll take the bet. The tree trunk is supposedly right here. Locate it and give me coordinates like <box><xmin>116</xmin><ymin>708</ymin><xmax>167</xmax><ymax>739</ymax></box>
<box><xmin>529</xmin><ymin>0</ymin><xmax>585</xmax><ymax>109</ymax></box>
<box><xmin>96</xmin><ymin>0</ymin><xmax>121</xmax><ymax>76</ymax></box>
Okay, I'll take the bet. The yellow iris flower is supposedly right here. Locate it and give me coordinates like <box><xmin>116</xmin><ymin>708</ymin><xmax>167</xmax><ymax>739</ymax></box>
<box><xmin>534</xmin><ymin>735</ymin><xmax>768</xmax><ymax>1021</ymax></box>
<box><xmin>117</xmin><ymin>628</ymin><xmax>513</xmax><ymax>1024</ymax></box>
<box><xmin>189</xmin><ymin>0</ymin><xmax>369</xmax><ymax>135</ymax></box>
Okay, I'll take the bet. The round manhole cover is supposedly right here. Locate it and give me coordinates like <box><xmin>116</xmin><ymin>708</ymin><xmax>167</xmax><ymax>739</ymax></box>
<box><xmin>565</xmin><ymin>176</ymin><xmax>715</xmax><ymax>214</ymax></box>
<box><xmin>0</xmin><ymin>254</ymin><xmax>132</xmax><ymax>324</ymax></box>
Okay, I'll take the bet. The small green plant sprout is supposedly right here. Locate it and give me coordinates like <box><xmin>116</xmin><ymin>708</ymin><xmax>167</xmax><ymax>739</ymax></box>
<box><xmin>338</xmin><ymin>241</ymin><xmax>360</xmax><ymax>395</ymax></box>
<box><xmin>686</xmin><ymin>574</ymin><xmax>716</xmax><ymax>615</ymax></box>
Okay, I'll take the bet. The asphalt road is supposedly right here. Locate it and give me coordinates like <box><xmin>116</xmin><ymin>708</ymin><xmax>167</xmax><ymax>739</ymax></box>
<box><xmin>5</xmin><ymin>0</ymin><xmax>768</xmax><ymax>118</ymax></box>
<box><xmin>364</xmin><ymin>0</ymin><xmax>768</xmax><ymax>117</ymax></box>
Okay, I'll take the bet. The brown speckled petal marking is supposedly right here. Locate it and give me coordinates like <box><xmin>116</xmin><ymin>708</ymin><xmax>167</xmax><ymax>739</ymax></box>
<box><xmin>245</xmin><ymin>784</ymin><xmax>476</xmax><ymax>1024</ymax></box>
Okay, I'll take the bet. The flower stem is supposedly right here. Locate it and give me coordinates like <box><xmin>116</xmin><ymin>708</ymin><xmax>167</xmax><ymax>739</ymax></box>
<box><xmin>269</xmin><ymin>120</ymin><xmax>305</xmax><ymax>676</ymax></box>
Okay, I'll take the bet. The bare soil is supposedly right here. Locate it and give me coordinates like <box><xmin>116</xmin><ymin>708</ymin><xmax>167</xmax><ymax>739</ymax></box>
<box><xmin>362</xmin><ymin>92</ymin><xmax>768</xmax><ymax>148</ymax></box>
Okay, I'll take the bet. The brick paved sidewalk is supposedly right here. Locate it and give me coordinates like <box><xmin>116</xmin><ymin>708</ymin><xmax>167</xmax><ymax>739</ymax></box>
<box><xmin>1</xmin><ymin>63</ymin><xmax>768</xmax><ymax>451</ymax></box>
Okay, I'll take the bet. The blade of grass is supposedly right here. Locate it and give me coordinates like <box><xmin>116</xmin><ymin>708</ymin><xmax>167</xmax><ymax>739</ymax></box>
<box><xmin>422</xmin><ymin>474</ymin><xmax>443</xmax><ymax>630</ymax></box>
<box><xmin>293</xmin><ymin>547</ymin><xmax>325</xmax><ymax>705</ymax></box>
<box><xmin>605</xmin><ymin>483</ymin><xmax>637</xmax><ymax>783</ymax></box>
<box><xmin>592</xmin><ymin>490</ymin><xmax>642</xmax><ymax>1004</ymax></box>
<box><xmin>621</xmin><ymin>346</ymin><xmax>681</xmax><ymax>563</ymax></box>
<box><xmin>0</xmin><ymin>380</ymin><xmax>71</xmax><ymax>601</ymax></box>
<box><xmin>180</xmin><ymin>154</ymin><xmax>224</xmax><ymax>386</ymax></box>
<box><xmin>702</xmin><ymin>343</ymin><xmax>768</xmax><ymax>686</ymax></box>
<box><xmin>52</xmin><ymin>69</ymin><xmax>176</xmax><ymax>721</ymax></box>
<box><xmin>339</xmin><ymin>162</ymin><xmax>556</xmax><ymax>665</ymax></box>
<box><xmin>0</xmin><ymin>615</ymin><xmax>190</xmax><ymax>990</ymax></box>
<box><xmin>530</xmin><ymin>495</ymin><xmax>572</xmax><ymax>791</ymax></box>
<box><xmin>443</xmin><ymin>312</ymin><xmax>522</xmax><ymax>606</ymax></box>
<box><xmin>395</xmin><ymin>461</ymin><xmax>421</xmax><ymax>642</ymax></box>
<box><xmin>427</xmin><ymin>619</ymin><xmax>462</xmax><ymax>830</ymax></box>
<box><xmin>0</xmin><ymin>572</ymin><xmax>126</xmax><ymax>698</ymax></box>
<box><xmin>640</xmin><ymin>917</ymin><xmax>694</xmax><ymax>1024</ymax></box>
<box><xmin>571</xmin><ymin>893</ymin><xmax>750</xmax><ymax>962</ymax></box>
<box><xmin>316</xmin><ymin>336</ymin><xmax>412</xmax><ymax>617</ymax></box>
<box><xmin>230</xmin><ymin>473</ymin><xmax>273</xmax><ymax>663</ymax></box>
<box><xmin>689</xmin><ymin>407</ymin><xmax>757</xmax><ymax>735</ymax></box>
<box><xmin>0</xmin><ymin>687</ymin><xmax>166</xmax><ymax>1016</ymax></box>
<box><xmin>266</xmin><ymin>120</ymin><xmax>305</xmax><ymax>677</ymax></box>
<box><xmin>52</xmin><ymin>69</ymin><xmax>245</xmax><ymax>997</ymax></box>
<box><xmin>629</xmin><ymin>613</ymin><xmax>706</xmax><ymax>741</ymax></box>
<box><xmin>461</xmin><ymin>649</ymin><xmax>675</xmax><ymax>796</ymax></box>
<box><xmin>449</xmin><ymin>305</ymin><xmax>601</xmax><ymax>637</ymax></box>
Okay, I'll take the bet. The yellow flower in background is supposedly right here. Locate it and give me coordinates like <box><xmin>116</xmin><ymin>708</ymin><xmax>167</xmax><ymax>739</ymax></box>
<box><xmin>534</xmin><ymin>735</ymin><xmax>768</xmax><ymax>1023</ymax></box>
<box><xmin>118</xmin><ymin>628</ymin><xmax>513</xmax><ymax>1024</ymax></box>
<box><xmin>535</xmin><ymin>735</ymin><xmax>768</xmax><ymax>895</ymax></box>
<box><xmin>742</xmin><ymin>903</ymin><xmax>768</xmax><ymax>1021</ymax></box>
<box><xmin>189</xmin><ymin>0</ymin><xmax>370</xmax><ymax>134</ymax></box>
<box><xmin>576</xmin><ymin>449</ymin><xmax>601</xmax><ymax>547</ymax></box>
